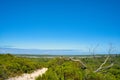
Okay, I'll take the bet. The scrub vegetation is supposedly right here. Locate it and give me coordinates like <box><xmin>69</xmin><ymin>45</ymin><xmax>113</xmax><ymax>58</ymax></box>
<box><xmin>0</xmin><ymin>54</ymin><xmax>120</xmax><ymax>80</ymax></box>
<box><xmin>36</xmin><ymin>54</ymin><xmax>120</xmax><ymax>80</ymax></box>
<box><xmin>0</xmin><ymin>54</ymin><xmax>50</xmax><ymax>80</ymax></box>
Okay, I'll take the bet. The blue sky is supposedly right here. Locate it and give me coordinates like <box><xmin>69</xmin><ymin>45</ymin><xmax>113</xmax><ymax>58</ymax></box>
<box><xmin>0</xmin><ymin>0</ymin><xmax>120</xmax><ymax>52</ymax></box>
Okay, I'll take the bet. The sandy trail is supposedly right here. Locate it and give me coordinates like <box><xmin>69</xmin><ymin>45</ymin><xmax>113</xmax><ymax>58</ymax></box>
<box><xmin>7</xmin><ymin>68</ymin><xmax>48</xmax><ymax>80</ymax></box>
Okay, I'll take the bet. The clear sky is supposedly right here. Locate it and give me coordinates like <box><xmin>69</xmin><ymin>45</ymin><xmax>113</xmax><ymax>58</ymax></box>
<box><xmin>0</xmin><ymin>0</ymin><xmax>120</xmax><ymax>52</ymax></box>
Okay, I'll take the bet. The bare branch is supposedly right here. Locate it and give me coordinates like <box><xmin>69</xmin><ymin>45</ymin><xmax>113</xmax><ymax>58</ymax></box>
<box><xmin>104</xmin><ymin>63</ymin><xmax>114</xmax><ymax>69</ymax></box>
<box><xmin>69</xmin><ymin>58</ymin><xmax>87</xmax><ymax>69</ymax></box>
<box><xmin>108</xmin><ymin>43</ymin><xmax>115</xmax><ymax>55</ymax></box>
<box><xmin>88</xmin><ymin>44</ymin><xmax>99</xmax><ymax>58</ymax></box>
<box><xmin>94</xmin><ymin>56</ymin><xmax>110</xmax><ymax>73</ymax></box>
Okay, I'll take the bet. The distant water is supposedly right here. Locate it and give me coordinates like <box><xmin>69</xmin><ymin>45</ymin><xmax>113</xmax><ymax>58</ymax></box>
<box><xmin>0</xmin><ymin>48</ymin><xmax>107</xmax><ymax>55</ymax></box>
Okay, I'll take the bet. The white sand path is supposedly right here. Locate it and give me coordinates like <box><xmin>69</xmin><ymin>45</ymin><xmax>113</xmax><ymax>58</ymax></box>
<box><xmin>7</xmin><ymin>68</ymin><xmax>48</xmax><ymax>80</ymax></box>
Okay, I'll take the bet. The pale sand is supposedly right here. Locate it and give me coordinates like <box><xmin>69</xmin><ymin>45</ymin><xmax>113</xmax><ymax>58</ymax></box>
<box><xmin>7</xmin><ymin>68</ymin><xmax>48</xmax><ymax>80</ymax></box>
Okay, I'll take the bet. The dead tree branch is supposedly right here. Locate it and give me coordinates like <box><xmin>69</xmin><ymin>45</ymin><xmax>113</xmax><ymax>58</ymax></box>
<box><xmin>104</xmin><ymin>63</ymin><xmax>114</xmax><ymax>69</ymax></box>
<box><xmin>94</xmin><ymin>44</ymin><xmax>115</xmax><ymax>73</ymax></box>
<box><xmin>94</xmin><ymin>56</ymin><xmax>110</xmax><ymax>73</ymax></box>
<box><xmin>89</xmin><ymin>44</ymin><xmax>99</xmax><ymax>58</ymax></box>
<box><xmin>69</xmin><ymin>58</ymin><xmax>87</xmax><ymax>69</ymax></box>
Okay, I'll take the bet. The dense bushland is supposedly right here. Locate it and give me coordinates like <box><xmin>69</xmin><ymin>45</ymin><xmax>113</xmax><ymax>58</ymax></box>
<box><xmin>0</xmin><ymin>54</ymin><xmax>49</xmax><ymax>80</ymax></box>
<box><xmin>36</xmin><ymin>55</ymin><xmax>120</xmax><ymax>80</ymax></box>
<box><xmin>0</xmin><ymin>54</ymin><xmax>120</xmax><ymax>80</ymax></box>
